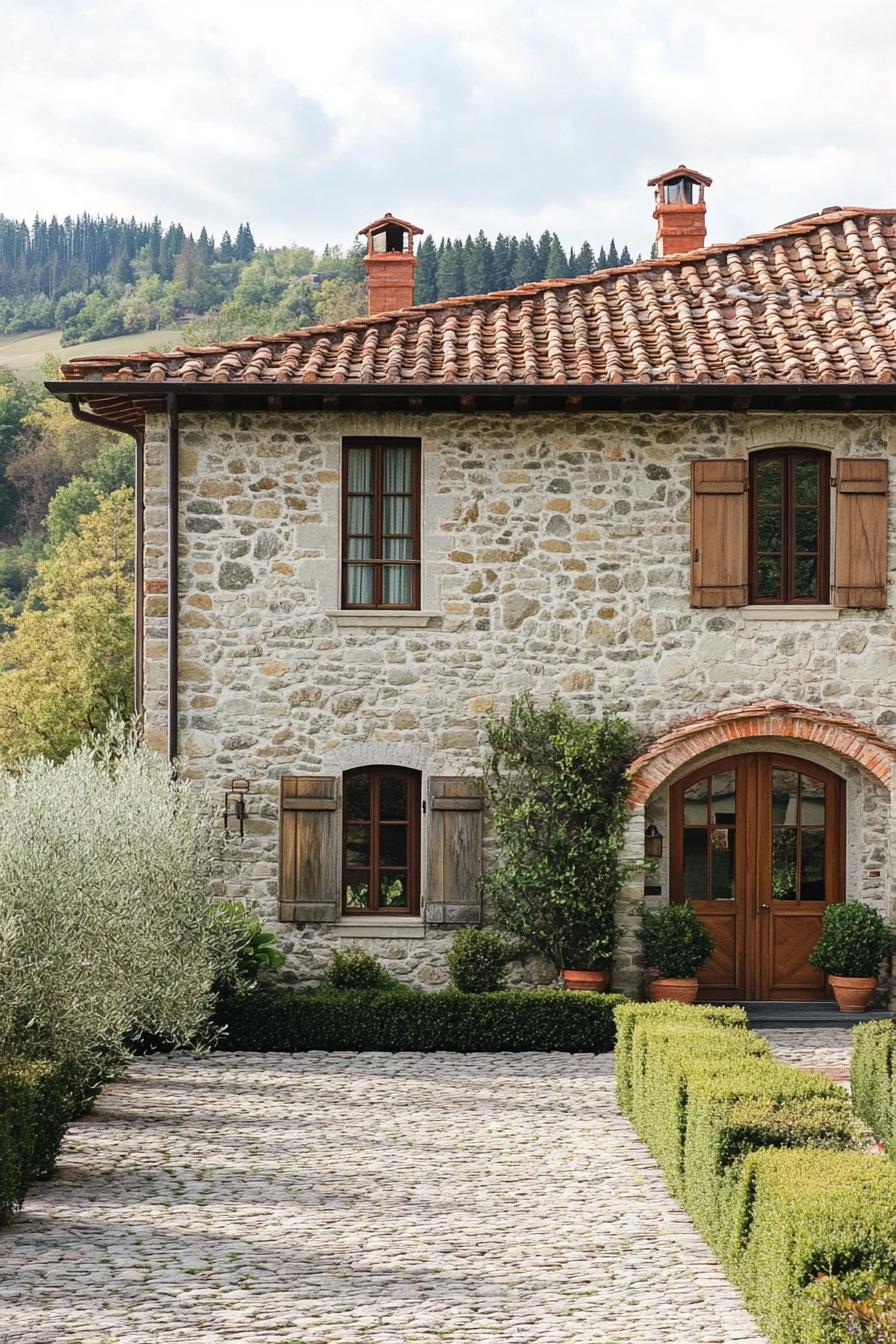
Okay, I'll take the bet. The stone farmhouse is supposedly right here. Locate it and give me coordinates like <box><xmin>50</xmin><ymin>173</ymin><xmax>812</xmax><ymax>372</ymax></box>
<box><xmin>49</xmin><ymin>168</ymin><xmax>896</xmax><ymax>1001</ymax></box>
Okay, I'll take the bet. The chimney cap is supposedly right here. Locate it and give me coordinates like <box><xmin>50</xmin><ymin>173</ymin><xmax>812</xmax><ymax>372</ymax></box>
<box><xmin>647</xmin><ymin>164</ymin><xmax>713</xmax><ymax>188</ymax></box>
<box><xmin>357</xmin><ymin>213</ymin><xmax>424</xmax><ymax>241</ymax></box>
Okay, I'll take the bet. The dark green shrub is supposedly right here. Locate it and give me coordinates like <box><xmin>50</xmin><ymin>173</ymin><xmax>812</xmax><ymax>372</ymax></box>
<box><xmin>639</xmin><ymin>903</ymin><xmax>714</xmax><ymax>979</ymax></box>
<box><xmin>809</xmin><ymin>903</ymin><xmax>894</xmax><ymax>978</ymax></box>
<box><xmin>734</xmin><ymin>1149</ymin><xmax>896</xmax><ymax>1344</ymax></box>
<box><xmin>0</xmin><ymin>1055</ymin><xmax>77</xmax><ymax>1224</ymax></box>
<box><xmin>851</xmin><ymin>1021</ymin><xmax>895</xmax><ymax>1150</ymax></box>
<box><xmin>322</xmin><ymin>946</ymin><xmax>395</xmax><ymax>990</ymax></box>
<box><xmin>446</xmin><ymin>928</ymin><xmax>513</xmax><ymax>993</ymax></box>
<box><xmin>215</xmin><ymin>987</ymin><xmax>624</xmax><ymax>1053</ymax></box>
<box><xmin>483</xmin><ymin>695</ymin><xmax>636</xmax><ymax>972</ymax></box>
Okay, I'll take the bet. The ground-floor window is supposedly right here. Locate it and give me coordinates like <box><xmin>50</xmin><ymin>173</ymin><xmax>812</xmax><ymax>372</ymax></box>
<box><xmin>342</xmin><ymin>766</ymin><xmax>421</xmax><ymax>914</ymax></box>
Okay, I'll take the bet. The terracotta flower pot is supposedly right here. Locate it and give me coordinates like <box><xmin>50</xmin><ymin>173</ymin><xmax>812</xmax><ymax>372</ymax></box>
<box><xmin>561</xmin><ymin>969</ymin><xmax>610</xmax><ymax>993</ymax></box>
<box><xmin>829</xmin><ymin>975</ymin><xmax>877</xmax><ymax>1014</ymax></box>
<box><xmin>648</xmin><ymin>977</ymin><xmax>699</xmax><ymax>1004</ymax></box>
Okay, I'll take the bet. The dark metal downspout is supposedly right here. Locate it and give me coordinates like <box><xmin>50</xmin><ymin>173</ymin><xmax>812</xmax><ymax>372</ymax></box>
<box><xmin>166</xmin><ymin>393</ymin><xmax>179</xmax><ymax>764</ymax></box>
<box><xmin>68</xmin><ymin>397</ymin><xmax>145</xmax><ymax>719</ymax></box>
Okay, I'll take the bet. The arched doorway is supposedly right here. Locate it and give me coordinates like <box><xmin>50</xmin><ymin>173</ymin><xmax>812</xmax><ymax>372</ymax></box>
<box><xmin>669</xmin><ymin>754</ymin><xmax>845</xmax><ymax>1000</ymax></box>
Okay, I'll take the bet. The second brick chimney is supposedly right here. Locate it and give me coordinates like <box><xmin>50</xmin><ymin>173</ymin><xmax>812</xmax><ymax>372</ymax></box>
<box><xmin>648</xmin><ymin>165</ymin><xmax>712</xmax><ymax>256</ymax></box>
<box><xmin>358</xmin><ymin>213</ymin><xmax>423</xmax><ymax>316</ymax></box>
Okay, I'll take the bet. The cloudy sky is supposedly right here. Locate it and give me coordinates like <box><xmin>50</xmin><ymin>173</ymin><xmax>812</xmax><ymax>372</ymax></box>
<box><xmin>2</xmin><ymin>0</ymin><xmax>893</xmax><ymax>257</ymax></box>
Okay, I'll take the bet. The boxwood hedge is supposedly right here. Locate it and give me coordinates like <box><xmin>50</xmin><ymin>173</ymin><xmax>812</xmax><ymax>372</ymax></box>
<box><xmin>851</xmin><ymin>1019</ymin><xmax>895</xmax><ymax>1152</ymax></box>
<box><xmin>0</xmin><ymin>1055</ymin><xmax>79</xmax><ymax>1225</ymax></box>
<box><xmin>215</xmin><ymin>986</ymin><xmax>625</xmax><ymax>1054</ymax></box>
<box><xmin>614</xmin><ymin>1001</ymin><xmax>891</xmax><ymax>1344</ymax></box>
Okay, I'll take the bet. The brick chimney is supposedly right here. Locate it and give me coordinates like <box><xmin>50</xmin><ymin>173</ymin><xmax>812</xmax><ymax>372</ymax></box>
<box><xmin>648</xmin><ymin>165</ymin><xmax>712</xmax><ymax>256</ymax></box>
<box><xmin>358</xmin><ymin>213</ymin><xmax>423</xmax><ymax>316</ymax></box>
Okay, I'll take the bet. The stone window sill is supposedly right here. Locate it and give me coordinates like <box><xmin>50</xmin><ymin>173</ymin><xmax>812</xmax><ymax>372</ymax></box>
<box><xmin>326</xmin><ymin>610</ymin><xmax>443</xmax><ymax>629</ymax></box>
<box><xmin>335</xmin><ymin>916</ymin><xmax>426</xmax><ymax>940</ymax></box>
<box><xmin>741</xmin><ymin>605</ymin><xmax>841</xmax><ymax>622</ymax></box>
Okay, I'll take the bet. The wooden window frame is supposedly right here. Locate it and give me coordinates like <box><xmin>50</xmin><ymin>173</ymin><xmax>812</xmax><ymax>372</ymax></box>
<box><xmin>342</xmin><ymin>766</ymin><xmax>421</xmax><ymax>916</ymax></box>
<box><xmin>749</xmin><ymin>448</ymin><xmax>830</xmax><ymax>605</ymax></box>
<box><xmin>341</xmin><ymin>437</ymin><xmax>422</xmax><ymax>610</ymax></box>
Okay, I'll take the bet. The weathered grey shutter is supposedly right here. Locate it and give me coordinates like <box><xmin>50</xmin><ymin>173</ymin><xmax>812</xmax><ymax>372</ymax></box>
<box><xmin>279</xmin><ymin>776</ymin><xmax>339</xmax><ymax>923</ymax></box>
<box><xmin>690</xmin><ymin>460</ymin><xmax>749</xmax><ymax>607</ymax></box>
<box><xmin>426</xmin><ymin>777</ymin><xmax>483</xmax><ymax>926</ymax></box>
<box><xmin>833</xmin><ymin>459</ymin><xmax>889</xmax><ymax>609</ymax></box>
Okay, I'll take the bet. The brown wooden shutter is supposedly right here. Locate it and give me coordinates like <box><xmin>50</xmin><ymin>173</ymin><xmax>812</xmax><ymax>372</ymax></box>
<box><xmin>690</xmin><ymin>460</ymin><xmax>749</xmax><ymax>607</ymax></box>
<box><xmin>833</xmin><ymin>459</ymin><xmax>889</xmax><ymax>609</ymax></box>
<box><xmin>279</xmin><ymin>776</ymin><xmax>339</xmax><ymax>923</ymax></box>
<box><xmin>426</xmin><ymin>777</ymin><xmax>484</xmax><ymax>926</ymax></box>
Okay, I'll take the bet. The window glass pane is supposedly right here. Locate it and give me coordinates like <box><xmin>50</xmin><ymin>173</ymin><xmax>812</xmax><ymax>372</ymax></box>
<box><xmin>711</xmin><ymin>770</ymin><xmax>736</xmax><ymax>825</ymax></box>
<box><xmin>683</xmin><ymin>777</ymin><xmax>708</xmax><ymax>825</ymax></box>
<box><xmin>794</xmin><ymin>460</ymin><xmax>819</xmax><ymax>505</ymax></box>
<box><xmin>346</xmin><ymin>774</ymin><xmax>370</xmax><ymax>820</ymax></box>
<box><xmin>382</xmin><ymin>565</ymin><xmax>413</xmax><ymax>605</ymax></box>
<box><xmin>799</xmin><ymin>774</ymin><xmax>825</xmax><ymax>825</ymax></box>
<box><xmin>757</xmin><ymin>458</ymin><xmax>782</xmax><ymax>504</ymax></box>
<box><xmin>347</xmin><ymin>536</ymin><xmax>373</xmax><ymax>560</ymax></box>
<box><xmin>344</xmin><ymin>878</ymin><xmax>370</xmax><ymax>909</ymax></box>
<box><xmin>757</xmin><ymin>556</ymin><xmax>782</xmax><ymax>600</ymax></box>
<box><xmin>379</xmin><ymin>775</ymin><xmax>408</xmax><ymax>820</ymax></box>
<box><xmin>379</xmin><ymin>872</ymin><xmax>408</xmax><ymax>907</ymax></box>
<box><xmin>795</xmin><ymin>510</ymin><xmax>818</xmax><ymax>552</ymax></box>
<box><xmin>772</xmin><ymin>828</ymin><xmax>797</xmax><ymax>900</ymax></box>
<box><xmin>757</xmin><ymin>509</ymin><xmax>781</xmax><ymax>552</ymax></box>
<box><xmin>345</xmin><ymin>824</ymin><xmax>369</xmax><ymax>867</ymax></box>
<box><xmin>347</xmin><ymin>496</ymin><xmax>372</xmax><ymax>536</ymax></box>
<box><xmin>383</xmin><ymin>495</ymin><xmax>411</xmax><ymax>536</ymax></box>
<box><xmin>709</xmin><ymin>827</ymin><xmax>735</xmax><ymax>900</ymax></box>
<box><xmin>383</xmin><ymin>537</ymin><xmax>413</xmax><ymax>560</ymax></box>
<box><xmin>383</xmin><ymin>447</ymin><xmax>411</xmax><ymax>493</ymax></box>
<box><xmin>772</xmin><ymin>770</ymin><xmax>799</xmax><ymax>824</ymax></box>
<box><xmin>800</xmin><ymin>830</ymin><xmax>825</xmax><ymax>900</ymax></box>
<box><xmin>345</xmin><ymin>565</ymin><xmax>374</xmax><ymax>605</ymax></box>
<box><xmin>379</xmin><ymin>825</ymin><xmax>407</xmax><ymax>868</ymax></box>
<box><xmin>683</xmin><ymin>829</ymin><xmax>708</xmax><ymax>900</ymax></box>
<box><xmin>793</xmin><ymin>556</ymin><xmax>818</xmax><ymax>599</ymax></box>
<box><xmin>346</xmin><ymin>447</ymin><xmax>373</xmax><ymax>493</ymax></box>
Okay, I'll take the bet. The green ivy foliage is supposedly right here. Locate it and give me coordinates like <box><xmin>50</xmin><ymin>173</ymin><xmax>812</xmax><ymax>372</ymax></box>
<box><xmin>482</xmin><ymin>696</ymin><xmax>636</xmax><ymax>972</ymax></box>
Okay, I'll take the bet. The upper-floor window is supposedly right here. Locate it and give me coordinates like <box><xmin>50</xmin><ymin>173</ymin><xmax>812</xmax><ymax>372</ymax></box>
<box><xmin>749</xmin><ymin>449</ymin><xmax>830</xmax><ymax>604</ymax></box>
<box><xmin>343</xmin><ymin>766</ymin><xmax>420</xmax><ymax>915</ymax></box>
<box><xmin>342</xmin><ymin>438</ymin><xmax>421</xmax><ymax>609</ymax></box>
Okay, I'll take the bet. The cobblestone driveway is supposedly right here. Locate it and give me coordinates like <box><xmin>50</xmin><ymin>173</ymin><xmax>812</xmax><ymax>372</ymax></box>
<box><xmin>0</xmin><ymin>1052</ymin><xmax>768</xmax><ymax>1344</ymax></box>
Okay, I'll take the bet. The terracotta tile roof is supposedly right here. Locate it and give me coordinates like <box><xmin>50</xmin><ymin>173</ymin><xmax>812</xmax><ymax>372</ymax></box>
<box><xmin>58</xmin><ymin>208</ymin><xmax>896</xmax><ymax>396</ymax></box>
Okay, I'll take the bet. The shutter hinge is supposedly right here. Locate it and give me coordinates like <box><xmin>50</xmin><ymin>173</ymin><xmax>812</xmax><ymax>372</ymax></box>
<box><xmin>421</xmin><ymin>799</ymin><xmax>426</xmax><ymax>815</ymax></box>
<box><xmin>693</xmin><ymin>548</ymin><xmax>700</xmax><ymax>563</ymax></box>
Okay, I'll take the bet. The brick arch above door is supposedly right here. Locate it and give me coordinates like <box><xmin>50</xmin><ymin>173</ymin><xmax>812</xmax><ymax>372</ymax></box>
<box><xmin>629</xmin><ymin>700</ymin><xmax>894</xmax><ymax>805</ymax></box>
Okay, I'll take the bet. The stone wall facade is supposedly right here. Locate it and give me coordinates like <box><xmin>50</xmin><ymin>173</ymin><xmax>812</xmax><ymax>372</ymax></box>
<box><xmin>141</xmin><ymin>408</ymin><xmax>896</xmax><ymax>995</ymax></box>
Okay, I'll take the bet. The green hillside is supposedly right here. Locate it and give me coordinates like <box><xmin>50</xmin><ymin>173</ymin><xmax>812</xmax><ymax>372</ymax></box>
<box><xmin>0</xmin><ymin>328</ymin><xmax>184</xmax><ymax>381</ymax></box>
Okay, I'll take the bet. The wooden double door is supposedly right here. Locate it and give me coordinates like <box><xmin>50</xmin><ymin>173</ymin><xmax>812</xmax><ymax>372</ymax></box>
<box><xmin>669</xmin><ymin>754</ymin><xmax>845</xmax><ymax>1001</ymax></box>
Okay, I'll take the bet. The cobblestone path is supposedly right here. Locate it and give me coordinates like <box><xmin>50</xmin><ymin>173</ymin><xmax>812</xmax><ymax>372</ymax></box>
<box><xmin>0</xmin><ymin>1052</ymin><xmax>768</xmax><ymax>1344</ymax></box>
<box><xmin>761</xmin><ymin>1027</ymin><xmax>855</xmax><ymax>1084</ymax></box>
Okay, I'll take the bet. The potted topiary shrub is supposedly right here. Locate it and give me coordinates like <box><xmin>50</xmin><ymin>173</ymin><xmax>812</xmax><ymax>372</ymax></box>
<box><xmin>638</xmin><ymin>903</ymin><xmax>714</xmax><ymax>1003</ymax></box>
<box><xmin>482</xmin><ymin>696</ymin><xmax>636</xmax><ymax>992</ymax></box>
<box><xmin>809</xmin><ymin>903</ymin><xmax>894</xmax><ymax>1013</ymax></box>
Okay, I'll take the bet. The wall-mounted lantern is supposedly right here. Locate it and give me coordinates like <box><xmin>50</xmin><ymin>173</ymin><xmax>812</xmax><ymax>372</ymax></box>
<box><xmin>224</xmin><ymin>779</ymin><xmax>250</xmax><ymax>839</ymax></box>
<box><xmin>644</xmin><ymin>823</ymin><xmax>663</xmax><ymax>859</ymax></box>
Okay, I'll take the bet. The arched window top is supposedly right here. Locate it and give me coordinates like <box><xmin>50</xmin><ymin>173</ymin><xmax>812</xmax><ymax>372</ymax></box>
<box><xmin>749</xmin><ymin>448</ymin><xmax>830</xmax><ymax>604</ymax></box>
<box><xmin>342</xmin><ymin>766</ymin><xmax>420</xmax><ymax>915</ymax></box>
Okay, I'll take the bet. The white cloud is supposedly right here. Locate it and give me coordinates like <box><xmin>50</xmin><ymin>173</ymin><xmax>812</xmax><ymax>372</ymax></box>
<box><xmin>0</xmin><ymin>0</ymin><xmax>892</xmax><ymax>256</ymax></box>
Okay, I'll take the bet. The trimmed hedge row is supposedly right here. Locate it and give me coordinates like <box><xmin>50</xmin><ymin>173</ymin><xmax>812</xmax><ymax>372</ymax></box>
<box><xmin>615</xmin><ymin>1002</ymin><xmax>896</xmax><ymax>1344</ymax></box>
<box><xmin>215</xmin><ymin>986</ymin><xmax>625</xmax><ymax>1054</ymax></box>
<box><xmin>0</xmin><ymin>1055</ymin><xmax>80</xmax><ymax>1225</ymax></box>
<box><xmin>851</xmin><ymin>1020</ymin><xmax>895</xmax><ymax>1152</ymax></box>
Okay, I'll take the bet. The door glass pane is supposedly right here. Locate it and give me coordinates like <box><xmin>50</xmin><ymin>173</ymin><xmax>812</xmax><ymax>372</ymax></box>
<box><xmin>383</xmin><ymin>447</ymin><xmax>411</xmax><ymax>493</ymax></box>
<box><xmin>757</xmin><ymin>458</ymin><xmax>782</xmax><ymax>504</ymax></box>
<box><xmin>771</xmin><ymin>770</ymin><xmax>799</xmax><ymax>824</ymax></box>
<box><xmin>683</xmin><ymin>829</ymin><xmax>708</xmax><ymax>900</ymax></box>
<box><xmin>346</xmin><ymin>447</ymin><xmax>373</xmax><ymax>492</ymax></box>
<box><xmin>757</xmin><ymin>510</ymin><xmax>781</xmax><ymax>551</ymax></box>
<box><xmin>799</xmin><ymin>774</ymin><xmax>825</xmax><ymax>825</ymax></box>
<box><xmin>346</xmin><ymin>773</ymin><xmax>370</xmax><ymax>820</ymax></box>
<box><xmin>345</xmin><ymin>824</ymin><xmax>369</xmax><ymax>867</ymax></box>
<box><xmin>383</xmin><ymin>495</ymin><xmax>411</xmax><ymax>536</ymax></box>
<box><xmin>709</xmin><ymin>825</ymin><xmax>735</xmax><ymax>900</ymax></box>
<box><xmin>382</xmin><ymin>565</ymin><xmax>413</xmax><ymax>605</ymax></box>
<box><xmin>344</xmin><ymin>877</ymin><xmax>370</xmax><ymax>909</ymax></box>
<box><xmin>757</xmin><ymin>556</ymin><xmax>782</xmax><ymax>600</ymax></box>
<box><xmin>711</xmin><ymin>771</ymin><xmax>736</xmax><ymax>825</ymax></box>
<box><xmin>771</xmin><ymin>828</ymin><xmax>797</xmax><ymax>900</ymax></box>
<box><xmin>795</xmin><ymin>510</ymin><xmax>818</xmax><ymax>551</ymax></box>
<box><xmin>683</xmin><ymin>777</ymin><xmax>709</xmax><ymax>825</ymax></box>
<box><xmin>793</xmin><ymin>555</ymin><xmax>818</xmax><ymax>599</ymax></box>
<box><xmin>345</xmin><ymin>564</ymin><xmax>374</xmax><ymax>605</ymax></box>
<box><xmin>383</xmin><ymin>537</ymin><xmax>413</xmax><ymax>559</ymax></box>
<box><xmin>379</xmin><ymin>775</ymin><xmax>408</xmax><ymax>820</ymax></box>
<box><xmin>794</xmin><ymin>459</ymin><xmax>819</xmax><ymax>505</ymax></box>
<box><xmin>379</xmin><ymin>825</ymin><xmax>407</xmax><ymax>868</ymax></box>
<box><xmin>379</xmin><ymin>872</ymin><xmax>408</xmax><ymax>907</ymax></box>
<box><xmin>347</xmin><ymin>536</ymin><xmax>373</xmax><ymax>560</ymax></box>
<box><xmin>347</xmin><ymin>496</ymin><xmax>372</xmax><ymax>536</ymax></box>
<box><xmin>800</xmin><ymin>829</ymin><xmax>825</xmax><ymax>900</ymax></box>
